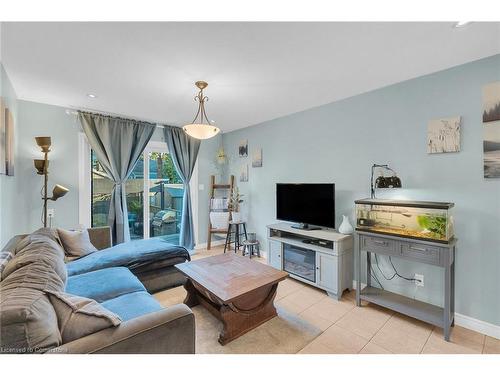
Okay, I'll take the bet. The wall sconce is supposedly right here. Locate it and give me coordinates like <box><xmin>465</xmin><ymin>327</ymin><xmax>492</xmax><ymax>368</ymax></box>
<box><xmin>370</xmin><ymin>163</ymin><xmax>402</xmax><ymax>199</ymax></box>
<box><xmin>34</xmin><ymin>136</ymin><xmax>69</xmax><ymax>227</ymax></box>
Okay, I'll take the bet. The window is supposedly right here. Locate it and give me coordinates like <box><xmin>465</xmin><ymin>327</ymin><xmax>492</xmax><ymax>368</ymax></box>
<box><xmin>80</xmin><ymin>136</ymin><xmax>198</xmax><ymax>246</ymax></box>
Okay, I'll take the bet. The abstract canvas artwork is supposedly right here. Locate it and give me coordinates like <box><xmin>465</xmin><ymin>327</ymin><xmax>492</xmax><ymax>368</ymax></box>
<box><xmin>0</xmin><ymin>98</ymin><xmax>5</xmax><ymax>175</ymax></box>
<box><xmin>239</xmin><ymin>164</ymin><xmax>248</xmax><ymax>182</ymax></box>
<box><xmin>483</xmin><ymin>82</ymin><xmax>500</xmax><ymax>178</ymax></box>
<box><xmin>238</xmin><ymin>139</ymin><xmax>248</xmax><ymax>157</ymax></box>
<box><xmin>5</xmin><ymin>108</ymin><xmax>15</xmax><ymax>176</ymax></box>
<box><xmin>427</xmin><ymin>116</ymin><xmax>461</xmax><ymax>154</ymax></box>
<box><xmin>252</xmin><ymin>148</ymin><xmax>262</xmax><ymax>167</ymax></box>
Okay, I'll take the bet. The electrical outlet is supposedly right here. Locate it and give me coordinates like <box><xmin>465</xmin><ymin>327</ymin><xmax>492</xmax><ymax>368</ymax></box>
<box><xmin>199</xmin><ymin>184</ymin><xmax>205</xmax><ymax>191</ymax></box>
<box><xmin>415</xmin><ymin>274</ymin><xmax>424</xmax><ymax>287</ymax></box>
<box><xmin>47</xmin><ymin>209</ymin><xmax>55</xmax><ymax>218</ymax></box>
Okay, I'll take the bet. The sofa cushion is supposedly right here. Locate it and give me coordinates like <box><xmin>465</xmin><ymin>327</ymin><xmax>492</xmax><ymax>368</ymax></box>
<box><xmin>57</xmin><ymin>228</ymin><xmax>98</xmax><ymax>260</ymax></box>
<box><xmin>66</xmin><ymin>267</ymin><xmax>146</xmax><ymax>303</ymax></box>
<box><xmin>101</xmin><ymin>291</ymin><xmax>163</xmax><ymax>321</ymax></box>
<box><xmin>0</xmin><ymin>287</ymin><xmax>61</xmax><ymax>352</ymax></box>
<box><xmin>1</xmin><ymin>260</ymin><xmax>65</xmax><ymax>293</ymax></box>
<box><xmin>45</xmin><ymin>290</ymin><xmax>121</xmax><ymax>343</ymax></box>
<box><xmin>15</xmin><ymin>227</ymin><xmax>63</xmax><ymax>254</ymax></box>
<box><xmin>3</xmin><ymin>228</ymin><xmax>67</xmax><ymax>284</ymax></box>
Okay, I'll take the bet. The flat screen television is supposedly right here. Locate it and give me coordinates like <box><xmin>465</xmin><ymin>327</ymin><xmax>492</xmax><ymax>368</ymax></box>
<box><xmin>276</xmin><ymin>183</ymin><xmax>335</xmax><ymax>230</ymax></box>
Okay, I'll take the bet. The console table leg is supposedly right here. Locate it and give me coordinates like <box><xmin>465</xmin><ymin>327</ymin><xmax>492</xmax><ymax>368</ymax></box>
<box><xmin>356</xmin><ymin>240</ymin><xmax>361</xmax><ymax>307</ymax></box>
<box><xmin>444</xmin><ymin>259</ymin><xmax>451</xmax><ymax>341</ymax></box>
<box><xmin>366</xmin><ymin>251</ymin><xmax>372</xmax><ymax>287</ymax></box>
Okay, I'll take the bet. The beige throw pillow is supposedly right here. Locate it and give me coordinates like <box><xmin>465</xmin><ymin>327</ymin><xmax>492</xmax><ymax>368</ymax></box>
<box><xmin>45</xmin><ymin>290</ymin><xmax>122</xmax><ymax>343</ymax></box>
<box><xmin>57</xmin><ymin>228</ymin><xmax>98</xmax><ymax>259</ymax></box>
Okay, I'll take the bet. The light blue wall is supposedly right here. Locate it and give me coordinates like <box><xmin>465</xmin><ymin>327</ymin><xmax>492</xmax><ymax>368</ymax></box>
<box><xmin>222</xmin><ymin>54</ymin><xmax>500</xmax><ymax>326</ymax></box>
<box><xmin>0</xmin><ymin>63</ymin><xmax>19</xmax><ymax>247</ymax></box>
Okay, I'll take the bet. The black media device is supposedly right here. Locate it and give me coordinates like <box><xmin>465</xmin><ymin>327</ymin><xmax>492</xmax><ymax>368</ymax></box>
<box><xmin>276</xmin><ymin>183</ymin><xmax>335</xmax><ymax>230</ymax></box>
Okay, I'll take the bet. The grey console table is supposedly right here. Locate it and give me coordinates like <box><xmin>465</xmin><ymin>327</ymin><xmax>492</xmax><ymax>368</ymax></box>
<box><xmin>355</xmin><ymin>230</ymin><xmax>457</xmax><ymax>341</ymax></box>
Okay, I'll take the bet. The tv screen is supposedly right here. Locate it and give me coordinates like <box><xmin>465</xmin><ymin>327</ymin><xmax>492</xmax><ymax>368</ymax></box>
<box><xmin>276</xmin><ymin>183</ymin><xmax>335</xmax><ymax>229</ymax></box>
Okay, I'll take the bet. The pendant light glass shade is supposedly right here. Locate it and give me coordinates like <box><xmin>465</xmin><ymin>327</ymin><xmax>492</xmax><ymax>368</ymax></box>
<box><xmin>183</xmin><ymin>81</ymin><xmax>220</xmax><ymax>140</ymax></box>
<box><xmin>183</xmin><ymin>123</ymin><xmax>220</xmax><ymax>140</ymax></box>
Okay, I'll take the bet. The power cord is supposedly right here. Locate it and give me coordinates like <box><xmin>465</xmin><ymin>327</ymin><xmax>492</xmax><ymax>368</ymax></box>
<box><xmin>373</xmin><ymin>253</ymin><xmax>421</xmax><ymax>283</ymax></box>
<box><xmin>369</xmin><ymin>264</ymin><xmax>384</xmax><ymax>290</ymax></box>
<box><xmin>388</xmin><ymin>256</ymin><xmax>420</xmax><ymax>283</ymax></box>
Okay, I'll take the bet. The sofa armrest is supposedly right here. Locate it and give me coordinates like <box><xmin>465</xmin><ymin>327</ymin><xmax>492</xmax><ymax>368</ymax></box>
<box><xmin>87</xmin><ymin>226</ymin><xmax>112</xmax><ymax>250</ymax></box>
<box><xmin>48</xmin><ymin>304</ymin><xmax>195</xmax><ymax>354</ymax></box>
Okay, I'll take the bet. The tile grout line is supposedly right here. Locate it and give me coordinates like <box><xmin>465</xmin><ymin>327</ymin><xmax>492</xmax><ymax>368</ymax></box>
<box><xmin>420</xmin><ymin>327</ymin><xmax>435</xmax><ymax>354</ymax></box>
<box><xmin>361</xmin><ymin>307</ymin><xmax>395</xmax><ymax>353</ymax></box>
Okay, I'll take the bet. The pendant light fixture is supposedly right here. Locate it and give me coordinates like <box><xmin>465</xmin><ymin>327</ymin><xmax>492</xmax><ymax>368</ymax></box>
<box><xmin>183</xmin><ymin>81</ymin><xmax>220</xmax><ymax>140</ymax></box>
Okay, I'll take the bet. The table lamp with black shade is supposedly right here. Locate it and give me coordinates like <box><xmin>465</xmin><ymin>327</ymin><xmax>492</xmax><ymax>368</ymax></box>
<box><xmin>34</xmin><ymin>136</ymin><xmax>69</xmax><ymax>227</ymax></box>
<box><xmin>370</xmin><ymin>163</ymin><xmax>402</xmax><ymax>198</ymax></box>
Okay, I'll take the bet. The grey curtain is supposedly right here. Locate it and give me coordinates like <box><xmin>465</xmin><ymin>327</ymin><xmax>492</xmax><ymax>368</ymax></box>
<box><xmin>79</xmin><ymin>111</ymin><xmax>156</xmax><ymax>244</ymax></box>
<box><xmin>163</xmin><ymin>126</ymin><xmax>201</xmax><ymax>250</ymax></box>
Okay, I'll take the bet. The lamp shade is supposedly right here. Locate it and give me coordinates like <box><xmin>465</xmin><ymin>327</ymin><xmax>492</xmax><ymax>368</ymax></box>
<box><xmin>34</xmin><ymin>159</ymin><xmax>48</xmax><ymax>175</ymax></box>
<box><xmin>35</xmin><ymin>136</ymin><xmax>52</xmax><ymax>152</ymax></box>
<box><xmin>183</xmin><ymin>123</ymin><xmax>220</xmax><ymax>140</ymax></box>
<box><xmin>50</xmin><ymin>184</ymin><xmax>69</xmax><ymax>201</ymax></box>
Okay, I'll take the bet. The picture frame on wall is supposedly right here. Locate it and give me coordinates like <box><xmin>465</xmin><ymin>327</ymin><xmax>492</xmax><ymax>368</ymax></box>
<box><xmin>252</xmin><ymin>148</ymin><xmax>262</xmax><ymax>167</ymax></box>
<box><xmin>238</xmin><ymin>139</ymin><xmax>248</xmax><ymax>157</ymax></box>
<box><xmin>0</xmin><ymin>98</ymin><xmax>6</xmax><ymax>175</ymax></box>
<box><xmin>5</xmin><ymin>107</ymin><xmax>15</xmax><ymax>176</ymax></box>
<box><xmin>427</xmin><ymin>116</ymin><xmax>461</xmax><ymax>154</ymax></box>
<box><xmin>483</xmin><ymin>81</ymin><xmax>500</xmax><ymax>123</ymax></box>
<box><xmin>239</xmin><ymin>164</ymin><xmax>248</xmax><ymax>182</ymax></box>
<box><xmin>483</xmin><ymin>81</ymin><xmax>500</xmax><ymax>178</ymax></box>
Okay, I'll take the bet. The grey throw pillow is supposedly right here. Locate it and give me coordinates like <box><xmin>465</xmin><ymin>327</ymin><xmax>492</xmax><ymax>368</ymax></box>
<box><xmin>57</xmin><ymin>228</ymin><xmax>98</xmax><ymax>259</ymax></box>
<box><xmin>45</xmin><ymin>290</ymin><xmax>122</xmax><ymax>343</ymax></box>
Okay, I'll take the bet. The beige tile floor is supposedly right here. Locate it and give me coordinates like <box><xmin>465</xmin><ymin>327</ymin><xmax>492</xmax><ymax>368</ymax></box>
<box><xmin>154</xmin><ymin>245</ymin><xmax>500</xmax><ymax>354</ymax></box>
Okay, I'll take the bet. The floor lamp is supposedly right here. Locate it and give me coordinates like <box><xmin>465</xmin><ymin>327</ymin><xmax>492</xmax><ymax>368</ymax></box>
<box><xmin>34</xmin><ymin>136</ymin><xmax>69</xmax><ymax>227</ymax></box>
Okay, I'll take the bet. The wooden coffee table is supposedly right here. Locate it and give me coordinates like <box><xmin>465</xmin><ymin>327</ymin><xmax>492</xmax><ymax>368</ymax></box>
<box><xmin>175</xmin><ymin>253</ymin><xmax>288</xmax><ymax>345</ymax></box>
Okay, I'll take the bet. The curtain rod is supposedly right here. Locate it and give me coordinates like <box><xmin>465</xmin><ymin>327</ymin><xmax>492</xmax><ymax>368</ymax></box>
<box><xmin>65</xmin><ymin>107</ymin><xmax>179</xmax><ymax>129</ymax></box>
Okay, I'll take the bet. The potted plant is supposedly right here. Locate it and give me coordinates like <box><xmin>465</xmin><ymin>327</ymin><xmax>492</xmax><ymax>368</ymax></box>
<box><xmin>228</xmin><ymin>187</ymin><xmax>244</xmax><ymax>223</ymax></box>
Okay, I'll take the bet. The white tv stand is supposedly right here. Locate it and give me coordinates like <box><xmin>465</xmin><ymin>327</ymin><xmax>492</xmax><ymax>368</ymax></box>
<box><xmin>266</xmin><ymin>223</ymin><xmax>353</xmax><ymax>300</ymax></box>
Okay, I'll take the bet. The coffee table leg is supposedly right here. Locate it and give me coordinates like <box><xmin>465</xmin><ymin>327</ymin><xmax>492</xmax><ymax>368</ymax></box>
<box><xmin>217</xmin><ymin>283</ymin><xmax>279</xmax><ymax>345</ymax></box>
<box><xmin>183</xmin><ymin>279</ymin><xmax>200</xmax><ymax>307</ymax></box>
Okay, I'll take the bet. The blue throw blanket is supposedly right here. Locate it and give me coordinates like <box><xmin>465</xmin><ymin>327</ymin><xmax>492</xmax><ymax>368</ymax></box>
<box><xmin>66</xmin><ymin>237</ymin><xmax>190</xmax><ymax>276</ymax></box>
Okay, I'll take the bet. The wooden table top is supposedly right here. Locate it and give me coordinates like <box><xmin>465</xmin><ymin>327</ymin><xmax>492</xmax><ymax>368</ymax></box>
<box><xmin>175</xmin><ymin>253</ymin><xmax>288</xmax><ymax>303</ymax></box>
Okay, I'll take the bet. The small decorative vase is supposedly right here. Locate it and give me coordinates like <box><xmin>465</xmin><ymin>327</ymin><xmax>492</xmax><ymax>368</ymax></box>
<box><xmin>231</xmin><ymin>212</ymin><xmax>242</xmax><ymax>223</ymax></box>
<box><xmin>338</xmin><ymin>215</ymin><xmax>354</xmax><ymax>234</ymax></box>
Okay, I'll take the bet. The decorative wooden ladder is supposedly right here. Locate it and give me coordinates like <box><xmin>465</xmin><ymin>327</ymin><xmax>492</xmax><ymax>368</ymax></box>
<box><xmin>207</xmin><ymin>174</ymin><xmax>235</xmax><ymax>250</ymax></box>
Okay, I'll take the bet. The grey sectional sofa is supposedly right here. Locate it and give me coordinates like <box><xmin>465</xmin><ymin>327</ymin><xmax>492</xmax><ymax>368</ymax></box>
<box><xmin>0</xmin><ymin>227</ymin><xmax>195</xmax><ymax>354</ymax></box>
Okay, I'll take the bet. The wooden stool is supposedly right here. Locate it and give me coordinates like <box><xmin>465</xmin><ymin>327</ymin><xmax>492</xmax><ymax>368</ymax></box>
<box><xmin>224</xmin><ymin>221</ymin><xmax>247</xmax><ymax>253</ymax></box>
<box><xmin>242</xmin><ymin>240</ymin><xmax>260</xmax><ymax>258</ymax></box>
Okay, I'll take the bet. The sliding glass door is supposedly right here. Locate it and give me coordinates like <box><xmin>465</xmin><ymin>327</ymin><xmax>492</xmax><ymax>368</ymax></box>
<box><xmin>90</xmin><ymin>142</ymin><xmax>184</xmax><ymax>244</ymax></box>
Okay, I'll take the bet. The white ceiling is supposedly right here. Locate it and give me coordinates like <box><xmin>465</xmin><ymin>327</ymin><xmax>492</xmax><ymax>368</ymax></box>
<box><xmin>2</xmin><ymin>22</ymin><xmax>500</xmax><ymax>132</ymax></box>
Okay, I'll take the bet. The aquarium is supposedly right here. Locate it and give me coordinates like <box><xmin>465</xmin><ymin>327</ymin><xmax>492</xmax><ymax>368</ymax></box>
<box><xmin>355</xmin><ymin>199</ymin><xmax>455</xmax><ymax>243</ymax></box>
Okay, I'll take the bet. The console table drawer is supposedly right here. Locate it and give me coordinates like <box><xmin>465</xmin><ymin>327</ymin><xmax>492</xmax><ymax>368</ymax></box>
<box><xmin>360</xmin><ymin>235</ymin><xmax>399</xmax><ymax>256</ymax></box>
<box><xmin>401</xmin><ymin>243</ymin><xmax>441</xmax><ymax>265</ymax></box>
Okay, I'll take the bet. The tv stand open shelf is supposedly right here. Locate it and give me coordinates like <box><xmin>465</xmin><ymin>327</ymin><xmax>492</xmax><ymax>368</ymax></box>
<box><xmin>266</xmin><ymin>223</ymin><xmax>353</xmax><ymax>300</ymax></box>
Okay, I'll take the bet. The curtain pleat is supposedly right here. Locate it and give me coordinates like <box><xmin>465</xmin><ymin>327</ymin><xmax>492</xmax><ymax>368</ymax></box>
<box><xmin>79</xmin><ymin>112</ymin><xmax>156</xmax><ymax>244</ymax></box>
<box><xmin>163</xmin><ymin>126</ymin><xmax>201</xmax><ymax>250</ymax></box>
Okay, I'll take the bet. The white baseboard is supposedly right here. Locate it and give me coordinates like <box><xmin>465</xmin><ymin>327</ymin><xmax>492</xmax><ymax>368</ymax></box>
<box><xmin>455</xmin><ymin>313</ymin><xmax>500</xmax><ymax>339</ymax></box>
<box><xmin>194</xmin><ymin>239</ymin><xmax>226</xmax><ymax>250</ymax></box>
<box><xmin>351</xmin><ymin>281</ymin><xmax>500</xmax><ymax>339</ymax></box>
